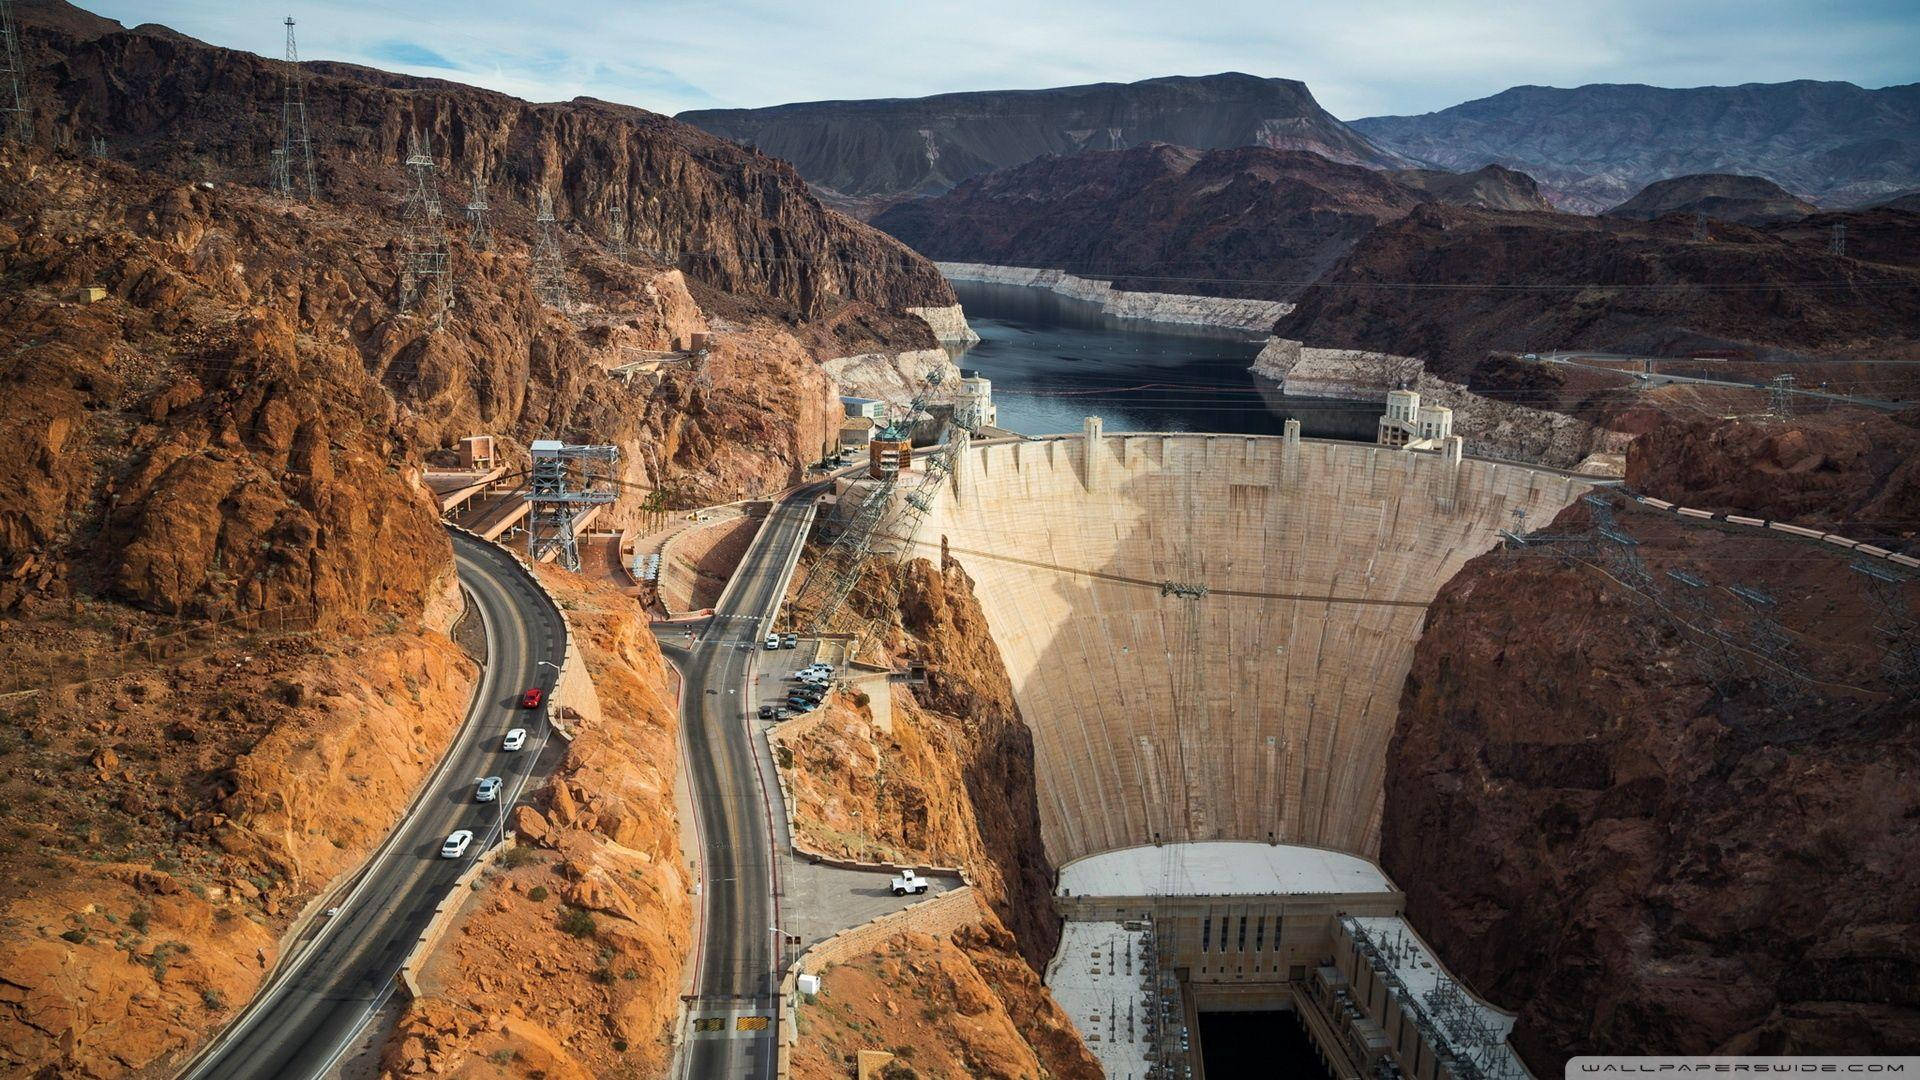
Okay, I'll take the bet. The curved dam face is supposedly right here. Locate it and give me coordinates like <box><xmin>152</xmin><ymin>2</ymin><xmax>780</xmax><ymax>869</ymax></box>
<box><xmin>920</xmin><ymin>431</ymin><xmax>1591</xmax><ymax>867</ymax></box>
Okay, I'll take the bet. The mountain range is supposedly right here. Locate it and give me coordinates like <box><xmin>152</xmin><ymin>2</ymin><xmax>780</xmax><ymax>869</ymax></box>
<box><xmin>679</xmin><ymin>73</ymin><xmax>1408</xmax><ymax>216</ymax></box>
<box><xmin>1351</xmin><ymin>80</ymin><xmax>1920</xmax><ymax>213</ymax></box>
<box><xmin>681</xmin><ymin>74</ymin><xmax>1920</xmax><ymax>218</ymax></box>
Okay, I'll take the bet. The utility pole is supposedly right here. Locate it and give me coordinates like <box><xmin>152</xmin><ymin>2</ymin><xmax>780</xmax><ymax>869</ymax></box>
<box><xmin>273</xmin><ymin>16</ymin><xmax>319</xmax><ymax>200</ymax></box>
<box><xmin>532</xmin><ymin>186</ymin><xmax>569</xmax><ymax>308</ymax></box>
<box><xmin>398</xmin><ymin>128</ymin><xmax>451</xmax><ymax>326</ymax></box>
<box><xmin>0</xmin><ymin>0</ymin><xmax>30</xmax><ymax>142</ymax></box>
<box><xmin>464</xmin><ymin>170</ymin><xmax>490</xmax><ymax>250</ymax></box>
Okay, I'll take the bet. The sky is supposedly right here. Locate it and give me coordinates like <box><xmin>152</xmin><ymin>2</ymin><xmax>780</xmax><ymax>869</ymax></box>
<box><xmin>88</xmin><ymin>0</ymin><xmax>1920</xmax><ymax>120</ymax></box>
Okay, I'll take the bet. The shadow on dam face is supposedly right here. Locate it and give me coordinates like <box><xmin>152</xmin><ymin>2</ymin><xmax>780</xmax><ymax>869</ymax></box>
<box><xmin>920</xmin><ymin>432</ymin><xmax>1591</xmax><ymax>866</ymax></box>
<box><xmin>1200</xmin><ymin>1010</ymin><xmax>1330</xmax><ymax>1080</ymax></box>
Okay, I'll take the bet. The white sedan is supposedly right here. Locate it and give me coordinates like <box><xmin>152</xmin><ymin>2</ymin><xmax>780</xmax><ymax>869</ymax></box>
<box><xmin>502</xmin><ymin>728</ymin><xmax>527</xmax><ymax>752</ymax></box>
<box><xmin>440</xmin><ymin>830</ymin><xmax>474</xmax><ymax>859</ymax></box>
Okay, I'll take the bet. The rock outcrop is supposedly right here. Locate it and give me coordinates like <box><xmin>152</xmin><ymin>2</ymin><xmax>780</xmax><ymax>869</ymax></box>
<box><xmin>790</xmin><ymin>917</ymin><xmax>1101</xmax><ymax>1080</ymax></box>
<box><xmin>1388</xmin><ymin>164</ymin><xmax>1555</xmax><ymax>212</ymax></box>
<box><xmin>1382</xmin><ymin>412</ymin><xmax>1920</xmax><ymax>1070</ymax></box>
<box><xmin>16</xmin><ymin>3</ymin><xmax>954</xmax><ymax>325</ymax></box>
<box><xmin>1276</xmin><ymin>202</ymin><xmax>1920</xmax><ymax>382</ymax></box>
<box><xmin>782</xmin><ymin>557</ymin><xmax>1061</xmax><ymax>972</ymax></box>
<box><xmin>383</xmin><ymin>567</ymin><xmax>691</xmax><ymax>1079</ymax></box>
<box><xmin>1605</xmin><ymin>173</ymin><xmax>1818</xmax><ymax>224</ymax></box>
<box><xmin>938</xmin><ymin>262</ymin><xmax>1292</xmax><ymax>333</ymax></box>
<box><xmin>821</xmin><ymin>348</ymin><xmax>961</xmax><ymax>409</ymax></box>
<box><xmin>680</xmin><ymin>72</ymin><xmax>1409</xmax><ymax>209</ymax></box>
<box><xmin>1352</xmin><ymin>80</ymin><xmax>1920</xmax><ymax>213</ymax></box>
<box><xmin>877</xmin><ymin>144</ymin><xmax>1425</xmax><ymax>302</ymax></box>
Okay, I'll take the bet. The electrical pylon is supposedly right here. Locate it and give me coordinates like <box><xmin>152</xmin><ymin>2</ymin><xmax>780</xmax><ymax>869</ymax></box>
<box><xmin>0</xmin><ymin>0</ymin><xmax>30</xmax><ymax>142</ymax></box>
<box><xmin>464</xmin><ymin>171</ymin><xmax>490</xmax><ymax>250</ymax></box>
<box><xmin>532</xmin><ymin>187</ymin><xmax>568</xmax><ymax>308</ymax></box>
<box><xmin>273</xmin><ymin>16</ymin><xmax>318</xmax><ymax>200</ymax></box>
<box><xmin>398</xmin><ymin>128</ymin><xmax>450</xmax><ymax>326</ymax></box>
<box><xmin>609</xmin><ymin>201</ymin><xmax>627</xmax><ymax>260</ymax></box>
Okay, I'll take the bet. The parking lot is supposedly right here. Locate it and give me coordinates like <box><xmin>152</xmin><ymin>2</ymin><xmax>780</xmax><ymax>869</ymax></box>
<box><xmin>748</xmin><ymin>634</ymin><xmax>852</xmax><ymax>721</ymax></box>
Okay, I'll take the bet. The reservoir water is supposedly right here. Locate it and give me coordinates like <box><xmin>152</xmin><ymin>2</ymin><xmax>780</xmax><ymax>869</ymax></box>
<box><xmin>947</xmin><ymin>279</ymin><xmax>1383</xmax><ymax>440</ymax></box>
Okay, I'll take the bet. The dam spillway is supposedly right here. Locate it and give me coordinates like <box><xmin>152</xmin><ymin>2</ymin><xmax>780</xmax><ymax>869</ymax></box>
<box><xmin>918</xmin><ymin>428</ymin><xmax>1592</xmax><ymax>866</ymax></box>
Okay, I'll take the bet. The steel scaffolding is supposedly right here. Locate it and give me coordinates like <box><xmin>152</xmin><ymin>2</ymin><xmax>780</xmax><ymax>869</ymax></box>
<box><xmin>526</xmin><ymin>440</ymin><xmax>618</xmax><ymax>572</ymax></box>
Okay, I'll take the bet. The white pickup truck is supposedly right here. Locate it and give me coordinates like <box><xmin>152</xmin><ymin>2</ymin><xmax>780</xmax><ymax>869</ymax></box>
<box><xmin>890</xmin><ymin>868</ymin><xmax>929</xmax><ymax>896</ymax></box>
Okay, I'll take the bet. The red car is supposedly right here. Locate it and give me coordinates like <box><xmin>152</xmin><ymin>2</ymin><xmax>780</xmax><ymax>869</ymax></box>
<box><xmin>520</xmin><ymin>687</ymin><xmax>543</xmax><ymax>709</ymax></box>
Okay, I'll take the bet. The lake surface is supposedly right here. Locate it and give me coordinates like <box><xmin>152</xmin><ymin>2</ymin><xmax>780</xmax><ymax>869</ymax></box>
<box><xmin>946</xmin><ymin>280</ymin><xmax>1383</xmax><ymax>440</ymax></box>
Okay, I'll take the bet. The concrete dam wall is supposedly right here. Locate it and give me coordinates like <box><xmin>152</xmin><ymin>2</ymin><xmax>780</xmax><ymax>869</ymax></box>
<box><xmin>918</xmin><ymin>431</ymin><xmax>1591</xmax><ymax>866</ymax></box>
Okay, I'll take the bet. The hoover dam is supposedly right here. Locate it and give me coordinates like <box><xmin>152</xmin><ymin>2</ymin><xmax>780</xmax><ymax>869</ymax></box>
<box><xmin>921</xmin><ymin>422</ymin><xmax>1591</xmax><ymax>866</ymax></box>
<box><xmin>905</xmin><ymin>422</ymin><xmax>1592</xmax><ymax>1077</ymax></box>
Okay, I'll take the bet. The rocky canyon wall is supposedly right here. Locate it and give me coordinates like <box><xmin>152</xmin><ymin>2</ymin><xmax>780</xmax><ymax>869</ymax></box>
<box><xmin>939</xmin><ymin>261</ymin><xmax>1292</xmax><ymax>334</ymax></box>
<box><xmin>1381</xmin><ymin>411</ymin><xmax>1920</xmax><ymax>1070</ymax></box>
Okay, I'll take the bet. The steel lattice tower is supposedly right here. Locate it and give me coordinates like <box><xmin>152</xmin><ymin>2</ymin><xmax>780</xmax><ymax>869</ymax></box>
<box><xmin>527</xmin><ymin>441</ymin><xmax>618</xmax><ymax>571</ymax></box>
<box><xmin>0</xmin><ymin>0</ymin><xmax>29</xmax><ymax>142</ymax></box>
<box><xmin>532</xmin><ymin>187</ymin><xmax>569</xmax><ymax>308</ymax></box>
<box><xmin>1829</xmin><ymin>222</ymin><xmax>1847</xmax><ymax>257</ymax></box>
<box><xmin>464</xmin><ymin>171</ymin><xmax>490</xmax><ymax>250</ymax></box>
<box><xmin>608</xmin><ymin>201</ymin><xmax>627</xmax><ymax>260</ymax></box>
<box><xmin>398</xmin><ymin>129</ymin><xmax>451</xmax><ymax>325</ymax></box>
<box><xmin>273</xmin><ymin>17</ymin><xmax>318</xmax><ymax>200</ymax></box>
<box><xmin>1769</xmin><ymin>374</ymin><xmax>1796</xmax><ymax>420</ymax></box>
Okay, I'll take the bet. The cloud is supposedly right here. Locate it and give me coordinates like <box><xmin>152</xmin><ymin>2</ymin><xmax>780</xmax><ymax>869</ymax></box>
<box><xmin>86</xmin><ymin>0</ymin><xmax>1920</xmax><ymax>120</ymax></box>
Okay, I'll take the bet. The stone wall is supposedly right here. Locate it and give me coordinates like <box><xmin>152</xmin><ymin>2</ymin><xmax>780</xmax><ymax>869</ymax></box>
<box><xmin>939</xmin><ymin>262</ymin><xmax>1294</xmax><ymax>334</ymax></box>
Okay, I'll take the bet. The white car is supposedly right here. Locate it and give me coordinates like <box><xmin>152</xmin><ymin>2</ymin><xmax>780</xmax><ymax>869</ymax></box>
<box><xmin>502</xmin><ymin>729</ymin><xmax>527</xmax><ymax>752</ymax></box>
<box><xmin>765</xmin><ymin>634</ymin><xmax>781</xmax><ymax>650</ymax></box>
<box><xmin>474</xmin><ymin>776</ymin><xmax>503</xmax><ymax>803</ymax></box>
<box><xmin>440</xmin><ymin>830</ymin><xmax>474</xmax><ymax>859</ymax></box>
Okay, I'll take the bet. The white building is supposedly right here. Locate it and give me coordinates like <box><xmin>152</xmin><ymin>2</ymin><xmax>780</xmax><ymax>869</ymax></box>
<box><xmin>954</xmin><ymin>370</ymin><xmax>997</xmax><ymax>433</ymax></box>
<box><xmin>1378</xmin><ymin>389</ymin><xmax>1453</xmax><ymax>450</ymax></box>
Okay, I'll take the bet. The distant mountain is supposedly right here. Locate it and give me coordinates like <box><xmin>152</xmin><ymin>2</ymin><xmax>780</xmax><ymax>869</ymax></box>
<box><xmin>1388</xmin><ymin>165</ymin><xmax>1554</xmax><ymax>212</ymax></box>
<box><xmin>1276</xmin><ymin>203</ymin><xmax>1920</xmax><ymax>378</ymax></box>
<box><xmin>1604</xmin><ymin>173</ymin><xmax>1816</xmax><ymax>224</ymax></box>
<box><xmin>679</xmin><ymin>73</ymin><xmax>1411</xmax><ymax>214</ymax></box>
<box><xmin>1351</xmin><ymin>81</ymin><xmax>1920</xmax><ymax>214</ymax></box>
<box><xmin>873</xmin><ymin>144</ymin><xmax>1497</xmax><ymax>301</ymax></box>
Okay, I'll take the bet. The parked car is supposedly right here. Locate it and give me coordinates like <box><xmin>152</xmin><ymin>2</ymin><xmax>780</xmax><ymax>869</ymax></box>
<box><xmin>502</xmin><ymin>728</ymin><xmax>528</xmax><ymax>752</ymax></box>
<box><xmin>520</xmin><ymin>687</ymin><xmax>543</xmax><ymax>709</ymax></box>
<box><xmin>758</xmin><ymin>705</ymin><xmax>776</xmax><ymax>720</ymax></box>
<box><xmin>440</xmin><ymin>830</ymin><xmax>474</xmax><ymax>858</ymax></box>
<box><xmin>890</xmin><ymin>868</ymin><xmax>929</xmax><ymax>896</ymax></box>
<box><xmin>780</xmin><ymin>633</ymin><xmax>798</xmax><ymax>649</ymax></box>
<box><xmin>765</xmin><ymin>634</ymin><xmax>781</xmax><ymax>650</ymax></box>
<box><xmin>474</xmin><ymin>776</ymin><xmax>503</xmax><ymax>802</ymax></box>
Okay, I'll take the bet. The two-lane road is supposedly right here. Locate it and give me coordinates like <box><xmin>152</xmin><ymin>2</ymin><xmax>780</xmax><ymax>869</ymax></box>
<box><xmin>182</xmin><ymin>531</ymin><xmax>567</xmax><ymax>1080</ymax></box>
<box><xmin>670</xmin><ymin>489</ymin><xmax>821</xmax><ymax>1080</ymax></box>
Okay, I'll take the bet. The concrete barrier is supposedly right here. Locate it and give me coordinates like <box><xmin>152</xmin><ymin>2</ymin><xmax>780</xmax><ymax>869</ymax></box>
<box><xmin>1614</xmin><ymin>493</ymin><xmax>1918</xmax><ymax>572</ymax></box>
<box><xmin>396</xmin><ymin>838</ymin><xmax>517</xmax><ymax>997</ymax></box>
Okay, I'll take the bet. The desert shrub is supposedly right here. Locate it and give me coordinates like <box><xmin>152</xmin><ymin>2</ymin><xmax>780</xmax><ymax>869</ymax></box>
<box><xmin>559</xmin><ymin>906</ymin><xmax>596</xmax><ymax>938</ymax></box>
<box><xmin>528</xmin><ymin>885</ymin><xmax>549</xmax><ymax>902</ymax></box>
<box><xmin>60</xmin><ymin>928</ymin><xmax>87</xmax><ymax>944</ymax></box>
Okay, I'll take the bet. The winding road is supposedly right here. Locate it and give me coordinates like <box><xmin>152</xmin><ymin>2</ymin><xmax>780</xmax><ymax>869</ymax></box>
<box><xmin>665</xmin><ymin>488</ymin><xmax>821</xmax><ymax>1080</ymax></box>
<box><xmin>180</xmin><ymin>530</ymin><xmax>567</xmax><ymax>1080</ymax></box>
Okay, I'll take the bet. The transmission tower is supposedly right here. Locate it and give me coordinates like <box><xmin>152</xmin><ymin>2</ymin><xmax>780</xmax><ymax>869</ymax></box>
<box><xmin>532</xmin><ymin>187</ymin><xmax>569</xmax><ymax>308</ymax></box>
<box><xmin>526</xmin><ymin>440</ymin><xmax>619</xmax><ymax>572</ymax></box>
<box><xmin>608</xmin><ymin>201</ymin><xmax>627</xmax><ymax>260</ymax></box>
<box><xmin>273</xmin><ymin>16</ymin><xmax>319</xmax><ymax>200</ymax></box>
<box><xmin>397</xmin><ymin>129</ymin><xmax>451</xmax><ymax>326</ymax></box>
<box><xmin>1692</xmin><ymin>212</ymin><xmax>1707</xmax><ymax>242</ymax></box>
<box><xmin>464</xmin><ymin>171</ymin><xmax>490</xmax><ymax>250</ymax></box>
<box><xmin>1851</xmin><ymin>560</ymin><xmax>1918</xmax><ymax>684</ymax></box>
<box><xmin>1829</xmin><ymin>222</ymin><xmax>1847</xmax><ymax>257</ymax></box>
<box><xmin>1768</xmin><ymin>374</ymin><xmax>1796</xmax><ymax>420</ymax></box>
<box><xmin>89</xmin><ymin>135</ymin><xmax>107</xmax><ymax>157</ymax></box>
<box><xmin>0</xmin><ymin>0</ymin><xmax>29</xmax><ymax>142</ymax></box>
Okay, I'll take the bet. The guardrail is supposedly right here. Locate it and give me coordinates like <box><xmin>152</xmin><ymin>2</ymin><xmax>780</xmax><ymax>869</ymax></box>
<box><xmin>1624</xmin><ymin>493</ymin><xmax>1920</xmax><ymax>570</ymax></box>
